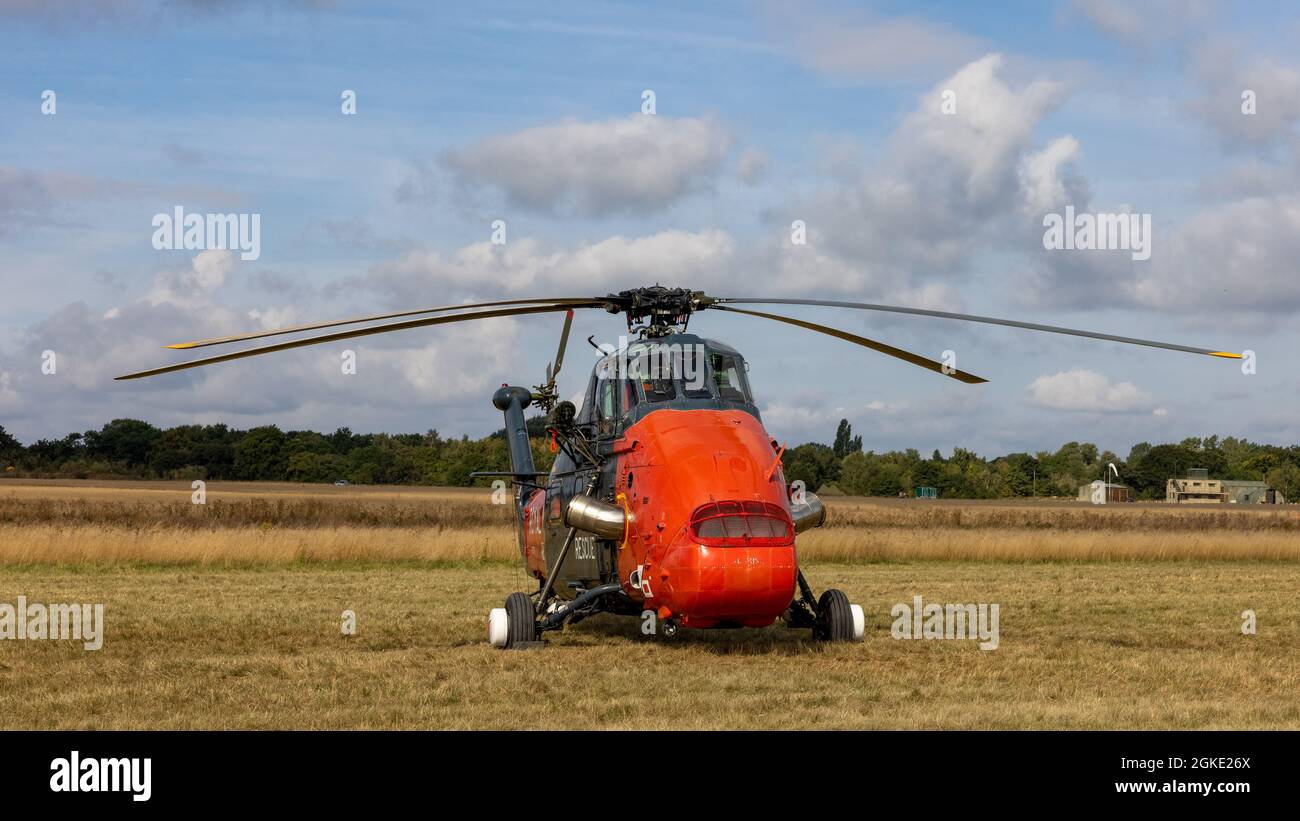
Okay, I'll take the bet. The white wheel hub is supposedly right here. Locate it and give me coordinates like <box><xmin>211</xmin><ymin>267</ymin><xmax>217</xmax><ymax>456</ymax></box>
<box><xmin>849</xmin><ymin>603</ymin><xmax>865</xmax><ymax>641</ymax></box>
<box><xmin>487</xmin><ymin>607</ymin><xmax>509</xmax><ymax>647</ymax></box>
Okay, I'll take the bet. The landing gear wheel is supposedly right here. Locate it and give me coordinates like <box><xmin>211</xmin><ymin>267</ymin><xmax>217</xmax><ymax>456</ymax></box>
<box><xmin>814</xmin><ymin>589</ymin><xmax>863</xmax><ymax>642</ymax></box>
<box><xmin>661</xmin><ymin>618</ymin><xmax>679</xmax><ymax>638</ymax></box>
<box><xmin>488</xmin><ymin>592</ymin><xmax>538</xmax><ymax>648</ymax></box>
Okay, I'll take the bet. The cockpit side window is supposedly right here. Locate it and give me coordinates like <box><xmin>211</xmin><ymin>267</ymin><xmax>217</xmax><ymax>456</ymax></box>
<box><xmin>710</xmin><ymin>353</ymin><xmax>753</xmax><ymax>403</ymax></box>
<box><xmin>598</xmin><ymin>378</ymin><xmax>615</xmax><ymax>421</ymax></box>
<box><xmin>619</xmin><ymin>374</ymin><xmax>639</xmax><ymax>417</ymax></box>
<box><xmin>594</xmin><ymin>358</ymin><xmax>618</xmax><ymax>434</ymax></box>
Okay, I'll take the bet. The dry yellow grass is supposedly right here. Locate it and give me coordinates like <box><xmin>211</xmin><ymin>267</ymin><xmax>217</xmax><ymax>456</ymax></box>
<box><xmin>0</xmin><ymin>524</ymin><xmax>512</xmax><ymax>564</ymax></box>
<box><xmin>796</xmin><ymin>527</ymin><xmax>1300</xmax><ymax>561</ymax></box>
<box><xmin>1</xmin><ymin>562</ymin><xmax>1296</xmax><ymax>729</ymax></box>
<box><xmin>819</xmin><ymin>493</ymin><xmax>1300</xmax><ymax>531</ymax></box>
<box><xmin>1</xmin><ymin>479</ymin><xmax>1297</xmax><ymax>729</ymax></box>
<box><xmin>3</xmin><ymin>523</ymin><xmax>1299</xmax><ymax>564</ymax></box>
<box><xmin>2</xmin><ymin>478</ymin><xmax>1297</xmax><ymax>564</ymax></box>
<box><xmin>0</xmin><ymin>479</ymin><xmax>509</xmax><ymax>530</ymax></box>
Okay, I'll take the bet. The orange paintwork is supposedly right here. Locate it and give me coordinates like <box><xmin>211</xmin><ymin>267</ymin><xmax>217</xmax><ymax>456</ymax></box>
<box><xmin>522</xmin><ymin>490</ymin><xmax>546</xmax><ymax>578</ymax></box>
<box><xmin>612</xmin><ymin>408</ymin><xmax>796</xmax><ymax>628</ymax></box>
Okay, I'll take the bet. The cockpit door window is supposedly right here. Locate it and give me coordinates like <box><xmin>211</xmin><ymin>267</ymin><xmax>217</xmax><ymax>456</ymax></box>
<box><xmin>710</xmin><ymin>353</ymin><xmax>753</xmax><ymax>403</ymax></box>
<box><xmin>595</xmin><ymin>376</ymin><xmax>616</xmax><ymax>433</ymax></box>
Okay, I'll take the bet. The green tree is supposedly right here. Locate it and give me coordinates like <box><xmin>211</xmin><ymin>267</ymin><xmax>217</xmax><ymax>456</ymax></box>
<box><xmin>85</xmin><ymin>419</ymin><xmax>161</xmax><ymax>468</ymax></box>
<box><xmin>832</xmin><ymin>419</ymin><xmax>862</xmax><ymax>458</ymax></box>
<box><xmin>1128</xmin><ymin>444</ymin><xmax>1200</xmax><ymax>499</ymax></box>
<box><xmin>285</xmin><ymin>451</ymin><xmax>344</xmax><ymax>483</ymax></box>
<box><xmin>0</xmin><ymin>425</ymin><xmax>21</xmax><ymax>465</ymax></box>
<box><xmin>783</xmin><ymin>443</ymin><xmax>841</xmax><ymax>492</ymax></box>
<box><xmin>1265</xmin><ymin>464</ymin><xmax>1300</xmax><ymax>502</ymax></box>
<box><xmin>234</xmin><ymin>426</ymin><xmax>287</xmax><ymax>480</ymax></box>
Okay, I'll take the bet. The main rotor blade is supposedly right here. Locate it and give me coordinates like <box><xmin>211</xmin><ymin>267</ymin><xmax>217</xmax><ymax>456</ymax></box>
<box><xmin>164</xmin><ymin>297</ymin><xmax>605</xmax><ymax>350</ymax></box>
<box><xmin>712</xmin><ymin>305</ymin><xmax>988</xmax><ymax>384</ymax></box>
<box><xmin>551</xmin><ymin>309</ymin><xmax>574</xmax><ymax>381</ymax></box>
<box><xmin>710</xmin><ymin>298</ymin><xmax>1241</xmax><ymax>359</ymax></box>
<box><xmin>116</xmin><ymin>304</ymin><xmax>588</xmax><ymax>380</ymax></box>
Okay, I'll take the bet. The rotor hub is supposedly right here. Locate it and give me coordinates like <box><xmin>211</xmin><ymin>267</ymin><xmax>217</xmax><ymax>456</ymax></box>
<box><xmin>605</xmin><ymin>286</ymin><xmax>711</xmax><ymax>338</ymax></box>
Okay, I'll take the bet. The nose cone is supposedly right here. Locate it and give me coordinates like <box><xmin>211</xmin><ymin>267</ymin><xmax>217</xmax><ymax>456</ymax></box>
<box><xmin>659</xmin><ymin>535</ymin><xmax>796</xmax><ymax>628</ymax></box>
<box><xmin>619</xmin><ymin>408</ymin><xmax>799</xmax><ymax>628</ymax></box>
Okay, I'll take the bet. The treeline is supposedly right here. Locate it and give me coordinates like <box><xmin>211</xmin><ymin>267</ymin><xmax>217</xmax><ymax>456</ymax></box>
<box><xmin>786</xmin><ymin>421</ymin><xmax>1300</xmax><ymax>501</ymax></box>
<box><xmin>2</xmin><ymin>417</ymin><xmax>1299</xmax><ymax>501</ymax></box>
<box><xmin>0</xmin><ymin>418</ymin><xmax>555</xmax><ymax>486</ymax></box>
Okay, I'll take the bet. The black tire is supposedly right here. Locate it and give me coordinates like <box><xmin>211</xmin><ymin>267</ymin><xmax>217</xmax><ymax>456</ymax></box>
<box><xmin>814</xmin><ymin>588</ymin><xmax>853</xmax><ymax>642</ymax></box>
<box><xmin>504</xmin><ymin>592</ymin><xmax>537</xmax><ymax>648</ymax></box>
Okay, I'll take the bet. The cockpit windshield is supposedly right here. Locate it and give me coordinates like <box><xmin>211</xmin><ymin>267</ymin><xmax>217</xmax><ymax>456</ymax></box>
<box><xmin>626</xmin><ymin>342</ymin><xmax>702</xmax><ymax>403</ymax></box>
<box><xmin>589</xmin><ymin>341</ymin><xmax>756</xmax><ymax>427</ymax></box>
<box><xmin>710</xmin><ymin>352</ymin><xmax>753</xmax><ymax>403</ymax></box>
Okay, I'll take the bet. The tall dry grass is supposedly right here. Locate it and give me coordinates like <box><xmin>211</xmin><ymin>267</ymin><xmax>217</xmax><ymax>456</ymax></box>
<box><xmin>796</xmin><ymin>527</ymin><xmax>1300</xmax><ymax>561</ymax></box>
<box><xmin>0</xmin><ymin>496</ymin><xmax>512</xmax><ymax>529</ymax></box>
<box><xmin>0</xmin><ymin>524</ymin><xmax>513</xmax><ymax>564</ymax></box>
<box><xmin>820</xmin><ymin>497</ymin><xmax>1300</xmax><ymax>531</ymax></box>
<box><xmin>1</xmin><ymin>479</ymin><xmax>1297</xmax><ymax>564</ymax></box>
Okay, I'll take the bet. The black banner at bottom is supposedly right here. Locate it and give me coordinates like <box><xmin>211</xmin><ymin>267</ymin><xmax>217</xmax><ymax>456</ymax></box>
<box><xmin>2</xmin><ymin>730</ymin><xmax>1289</xmax><ymax>809</ymax></box>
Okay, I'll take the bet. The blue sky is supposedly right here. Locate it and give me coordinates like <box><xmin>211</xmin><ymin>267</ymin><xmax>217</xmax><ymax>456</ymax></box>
<box><xmin>2</xmin><ymin>0</ymin><xmax>1299</xmax><ymax>458</ymax></box>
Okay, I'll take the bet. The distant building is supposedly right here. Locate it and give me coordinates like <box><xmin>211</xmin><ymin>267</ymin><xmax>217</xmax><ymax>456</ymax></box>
<box><xmin>1222</xmin><ymin>480</ymin><xmax>1285</xmax><ymax>504</ymax></box>
<box><xmin>1166</xmin><ymin>469</ymin><xmax>1225</xmax><ymax>503</ymax></box>
<box><xmin>1077</xmin><ymin>482</ymin><xmax>1131</xmax><ymax>503</ymax></box>
<box><xmin>1166</xmin><ymin>468</ymin><xmax>1285</xmax><ymax>504</ymax></box>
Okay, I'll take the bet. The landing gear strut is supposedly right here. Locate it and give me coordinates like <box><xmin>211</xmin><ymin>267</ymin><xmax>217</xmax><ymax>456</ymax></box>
<box><xmin>787</xmin><ymin>569</ymin><xmax>864</xmax><ymax>642</ymax></box>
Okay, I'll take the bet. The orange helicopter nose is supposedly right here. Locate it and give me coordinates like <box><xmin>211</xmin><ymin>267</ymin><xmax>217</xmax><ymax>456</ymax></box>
<box><xmin>656</xmin><ymin>501</ymin><xmax>798</xmax><ymax>629</ymax></box>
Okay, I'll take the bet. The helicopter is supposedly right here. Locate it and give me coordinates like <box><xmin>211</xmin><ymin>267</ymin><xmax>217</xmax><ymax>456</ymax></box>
<box><xmin>117</xmin><ymin>285</ymin><xmax>1243</xmax><ymax>648</ymax></box>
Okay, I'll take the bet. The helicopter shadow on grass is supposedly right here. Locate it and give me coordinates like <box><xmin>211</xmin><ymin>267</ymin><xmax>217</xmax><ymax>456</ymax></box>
<box><xmin>554</xmin><ymin>613</ymin><xmax>829</xmax><ymax>657</ymax></box>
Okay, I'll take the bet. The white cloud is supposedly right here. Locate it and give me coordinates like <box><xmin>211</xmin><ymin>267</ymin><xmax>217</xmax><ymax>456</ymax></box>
<box><xmin>247</xmin><ymin>305</ymin><xmax>297</xmax><ymax>330</ymax></box>
<box><xmin>1067</xmin><ymin>0</ymin><xmax>1214</xmax><ymax>48</ymax></box>
<box><xmin>864</xmin><ymin>399</ymin><xmax>908</xmax><ymax>414</ymax></box>
<box><xmin>761</xmin><ymin>1</ymin><xmax>982</xmax><ymax>82</ymax></box>
<box><xmin>1027</xmin><ymin>369</ymin><xmax>1154</xmax><ymax>413</ymax></box>
<box><xmin>1018</xmin><ymin>135</ymin><xmax>1083</xmax><ymax>215</ymax></box>
<box><xmin>1127</xmin><ymin>195</ymin><xmax>1300</xmax><ymax>313</ymax></box>
<box><xmin>0</xmin><ymin>248</ymin><xmax>529</xmax><ymax>439</ymax></box>
<box><xmin>362</xmin><ymin>229</ymin><xmax>736</xmax><ymax>302</ymax></box>
<box><xmin>1022</xmin><ymin>192</ymin><xmax>1300</xmax><ymax>316</ymax></box>
<box><xmin>768</xmin><ymin>53</ymin><xmax>1072</xmax><ymax>303</ymax></box>
<box><xmin>441</xmin><ymin>114</ymin><xmax>731</xmax><ymax>216</ymax></box>
<box><xmin>147</xmin><ymin>249</ymin><xmax>236</xmax><ymax>308</ymax></box>
<box><xmin>1184</xmin><ymin>40</ymin><xmax>1300</xmax><ymax>148</ymax></box>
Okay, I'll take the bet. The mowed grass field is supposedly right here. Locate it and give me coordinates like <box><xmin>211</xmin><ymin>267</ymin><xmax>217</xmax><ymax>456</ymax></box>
<box><xmin>1</xmin><ymin>478</ymin><xmax>1298</xmax><ymax>729</ymax></box>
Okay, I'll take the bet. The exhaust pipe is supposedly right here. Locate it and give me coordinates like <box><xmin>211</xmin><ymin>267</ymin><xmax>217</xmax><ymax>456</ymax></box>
<box><xmin>790</xmin><ymin>492</ymin><xmax>826</xmax><ymax>534</ymax></box>
<box><xmin>565</xmin><ymin>495</ymin><xmax>628</xmax><ymax>541</ymax></box>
